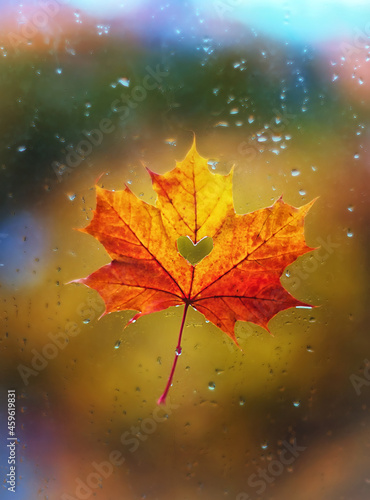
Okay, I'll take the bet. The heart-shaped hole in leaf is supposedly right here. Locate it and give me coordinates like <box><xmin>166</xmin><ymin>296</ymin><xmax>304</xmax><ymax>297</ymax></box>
<box><xmin>177</xmin><ymin>235</ymin><xmax>214</xmax><ymax>265</ymax></box>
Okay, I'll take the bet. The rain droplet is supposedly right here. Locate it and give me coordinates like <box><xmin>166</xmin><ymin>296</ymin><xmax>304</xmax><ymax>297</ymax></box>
<box><xmin>293</xmin><ymin>400</ymin><xmax>300</xmax><ymax>407</ymax></box>
<box><xmin>175</xmin><ymin>347</ymin><xmax>182</xmax><ymax>356</ymax></box>
<box><xmin>207</xmin><ymin>159</ymin><xmax>219</xmax><ymax>170</ymax></box>
<box><xmin>261</xmin><ymin>441</ymin><xmax>268</xmax><ymax>449</ymax></box>
<box><xmin>208</xmin><ymin>382</ymin><xmax>216</xmax><ymax>390</ymax></box>
<box><xmin>82</xmin><ymin>319</ymin><xmax>90</xmax><ymax>324</ymax></box>
<box><xmin>67</xmin><ymin>193</ymin><xmax>76</xmax><ymax>201</ymax></box>
<box><xmin>114</xmin><ymin>340</ymin><xmax>121</xmax><ymax>349</ymax></box>
<box><xmin>56</xmin><ymin>68</ymin><xmax>62</xmax><ymax>74</ymax></box>
<box><xmin>347</xmin><ymin>229</ymin><xmax>353</xmax><ymax>238</ymax></box>
<box><xmin>248</xmin><ymin>115</ymin><xmax>255</xmax><ymax>124</ymax></box>
<box><xmin>214</xmin><ymin>121</ymin><xmax>229</xmax><ymax>128</ymax></box>
<box><xmin>354</xmin><ymin>153</ymin><xmax>360</xmax><ymax>159</ymax></box>
<box><xmin>17</xmin><ymin>145</ymin><xmax>26</xmax><ymax>152</ymax></box>
<box><xmin>347</xmin><ymin>205</ymin><xmax>354</xmax><ymax>212</ymax></box>
<box><xmin>239</xmin><ymin>397</ymin><xmax>245</xmax><ymax>406</ymax></box>
<box><xmin>299</xmin><ymin>189</ymin><xmax>306</xmax><ymax>196</ymax></box>
<box><xmin>291</xmin><ymin>169</ymin><xmax>300</xmax><ymax>177</ymax></box>
<box><xmin>306</xmin><ymin>345</ymin><xmax>314</xmax><ymax>353</ymax></box>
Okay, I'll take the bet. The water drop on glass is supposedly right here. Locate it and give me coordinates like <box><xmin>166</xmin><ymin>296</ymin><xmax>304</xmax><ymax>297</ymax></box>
<box><xmin>17</xmin><ymin>145</ymin><xmax>26</xmax><ymax>152</ymax></box>
<box><xmin>56</xmin><ymin>68</ymin><xmax>62</xmax><ymax>74</ymax></box>
<box><xmin>82</xmin><ymin>318</ymin><xmax>90</xmax><ymax>324</ymax></box>
<box><xmin>207</xmin><ymin>159</ymin><xmax>219</xmax><ymax>170</ymax></box>
<box><xmin>293</xmin><ymin>400</ymin><xmax>300</xmax><ymax>407</ymax></box>
<box><xmin>208</xmin><ymin>382</ymin><xmax>216</xmax><ymax>391</ymax></box>
<box><xmin>291</xmin><ymin>169</ymin><xmax>300</xmax><ymax>177</ymax></box>
<box><xmin>114</xmin><ymin>341</ymin><xmax>121</xmax><ymax>349</ymax></box>
<box><xmin>261</xmin><ymin>441</ymin><xmax>268</xmax><ymax>449</ymax></box>
<box><xmin>347</xmin><ymin>229</ymin><xmax>353</xmax><ymax>238</ymax></box>
<box><xmin>175</xmin><ymin>347</ymin><xmax>182</xmax><ymax>356</ymax></box>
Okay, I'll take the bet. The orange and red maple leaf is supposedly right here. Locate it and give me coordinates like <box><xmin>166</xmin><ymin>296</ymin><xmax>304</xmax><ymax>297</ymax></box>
<box><xmin>73</xmin><ymin>140</ymin><xmax>316</xmax><ymax>403</ymax></box>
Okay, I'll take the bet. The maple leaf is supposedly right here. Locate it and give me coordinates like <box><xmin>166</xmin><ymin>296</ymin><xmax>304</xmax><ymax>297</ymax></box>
<box><xmin>72</xmin><ymin>139</ymin><xmax>316</xmax><ymax>404</ymax></box>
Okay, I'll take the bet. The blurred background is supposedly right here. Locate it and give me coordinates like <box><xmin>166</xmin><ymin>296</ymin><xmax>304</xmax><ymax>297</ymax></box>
<box><xmin>0</xmin><ymin>0</ymin><xmax>370</xmax><ymax>499</ymax></box>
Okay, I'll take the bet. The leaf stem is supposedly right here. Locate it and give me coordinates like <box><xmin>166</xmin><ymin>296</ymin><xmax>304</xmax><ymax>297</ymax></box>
<box><xmin>157</xmin><ymin>302</ymin><xmax>190</xmax><ymax>405</ymax></box>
